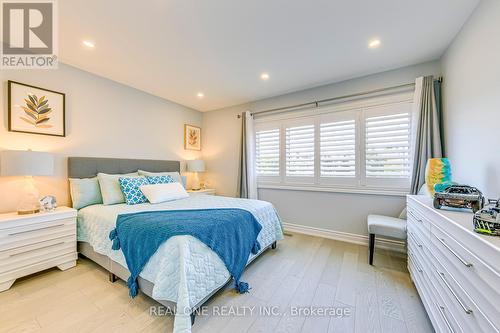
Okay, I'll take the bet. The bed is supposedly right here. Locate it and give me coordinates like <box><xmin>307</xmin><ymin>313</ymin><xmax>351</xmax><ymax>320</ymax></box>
<box><xmin>68</xmin><ymin>157</ymin><xmax>284</xmax><ymax>333</ymax></box>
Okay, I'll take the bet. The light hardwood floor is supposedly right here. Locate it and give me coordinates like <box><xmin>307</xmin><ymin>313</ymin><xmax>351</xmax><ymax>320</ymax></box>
<box><xmin>0</xmin><ymin>233</ymin><xmax>433</xmax><ymax>333</ymax></box>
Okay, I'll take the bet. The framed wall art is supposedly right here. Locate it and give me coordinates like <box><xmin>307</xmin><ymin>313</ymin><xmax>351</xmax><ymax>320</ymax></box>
<box><xmin>184</xmin><ymin>124</ymin><xmax>201</xmax><ymax>150</ymax></box>
<box><xmin>8</xmin><ymin>80</ymin><xmax>66</xmax><ymax>137</ymax></box>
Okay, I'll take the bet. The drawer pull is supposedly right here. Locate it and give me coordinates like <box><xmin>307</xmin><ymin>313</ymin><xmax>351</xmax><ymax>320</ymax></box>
<box><xmin>409</xmin><ymin>232</ymin><xmax>423</xmax><ymax>248</ymax></box>
<box><xmin>9</xmin><ymin>241</ymin><xmax>66</xmax><ymax>258</ymax></box>
<box><xmin>408</xmin><ymin>252</ymin><xmax>423</xmax><ymax>273</ymax></box>
<box><xmin>8</xmin><ymin>223</ymin><xmax>65</xmax><ymax>236</ymax></box>
<box><xmin>435</xmin><ymin>236</ymin><xmax>473</xmax><ymax>268</ymax></box>
<box><xmin>437</xmin><ymin>304</ymin><xmax>455</xmax><ymax>333</ymax></box>
<box><xmin>408</xmin><ymin>211</ymin><xmax>423</xmax><ymax>223</ymax></box>
<box><xmin>437</xmin><ymin>271</ymin><xmax>473</xmax><ymax>314</ymax></box>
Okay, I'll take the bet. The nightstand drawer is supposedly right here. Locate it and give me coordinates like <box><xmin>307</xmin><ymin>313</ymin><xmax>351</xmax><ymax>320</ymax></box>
<box><xmin>0</xmin><ymin>235</ymin><xmax>76</xmax><ymax>274</ymax></box>
<box><xmin>188</xmin><ymin>189</ymin><xmax>216</xmax><ymax>195</ymax></box>
<box><xmin>0</xmin><ymin>218</ymin><xmax>75</xmax><ymax>251</ymax></box>
<box><xmin>0</xmin><ymin>207</ymin><xmax>77</xmax><ymax>292</ymax></box>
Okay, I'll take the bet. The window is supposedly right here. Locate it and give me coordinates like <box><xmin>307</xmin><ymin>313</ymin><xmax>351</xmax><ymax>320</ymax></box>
<box><xmin>363</xmin><ymin>102</ymin><xmax>413</xmax><ymax>189</ymax></box>
<box><xmin>255</xmin><ymin>128</ymin><xmax>280</xmax><ymax>177</ymax></box>
<box><xmin>365</xmin><ymin>113</ymin><xmax>411</xmax><ymax>179</ymax></box>
<box><xmin>254</xmin><ymin>92</ymin><xmax>413</xmax><ymax>193</ymax></box>
<box><xmin>285</xmin><ymin>124</ymin><xmax>315</xmax><ymax>177</ymax></box>
<box><xmin>320</xmin><ymin>119</ymin><xmax>356</xmax><ymax>178</ymax></box>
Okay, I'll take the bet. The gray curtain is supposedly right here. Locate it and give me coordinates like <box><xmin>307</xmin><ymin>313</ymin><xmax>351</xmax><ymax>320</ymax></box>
<box><xmin>237</xmin><ymin>112</ymin><xmax>249</xmax><ymax>198</ymax></box>
<box><xmin>410</xmin><ymin>76</ymin><xmax>444</xmax><ymax>194</ymax></box>
<box><xmin>237</xmin><ymin>111</ymin><xmax>257</xmax><ymax>199</ymax></box>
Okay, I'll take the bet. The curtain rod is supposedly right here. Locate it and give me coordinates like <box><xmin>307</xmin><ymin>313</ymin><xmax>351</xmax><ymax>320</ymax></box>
<box><xmin>237</xmin><ymin>82</ymin><xmax>416</xmax><ymax>118</ymax></box>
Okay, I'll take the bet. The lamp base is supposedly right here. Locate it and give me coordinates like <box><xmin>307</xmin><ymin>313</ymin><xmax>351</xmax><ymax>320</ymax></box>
<box><xmin>17</xmin><ymin>176</ymin><xmax>41</xmax><ymax>215</ymax></box>
<box><xmin>191</xmin><ymin>172</ymin><xmax>201</xmax><ymax>191</ymax></box>
<box><xmin>17</xmin><ymin>208</ymin><xmax>40</xmax><ymax>215</ymax></box>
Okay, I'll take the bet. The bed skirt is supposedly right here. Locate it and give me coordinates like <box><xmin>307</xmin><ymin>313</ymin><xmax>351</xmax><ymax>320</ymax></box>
<box><xmin>77</xmin><ymin>240</ymin><xmax>275</xmax><ymax>313</ymax></box>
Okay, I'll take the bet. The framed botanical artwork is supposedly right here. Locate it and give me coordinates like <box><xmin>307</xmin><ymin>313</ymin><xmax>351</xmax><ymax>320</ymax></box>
<box><xmin>184</xmin><ymin>124</ymin><xmax>201</xmax><ymax>150</ymax></box>
<box><xmin>8</xmin><ymin>80</ymin><xmax>66</xmax><ymax>137</ymax></box>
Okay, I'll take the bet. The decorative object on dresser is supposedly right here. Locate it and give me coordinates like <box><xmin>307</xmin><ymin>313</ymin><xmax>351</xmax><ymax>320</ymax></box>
<box><xmin>425</xmin><ymin>158</ymin><xmax>453</xmax><ymax>195</ymax></box>
<box><xmin>187</xmin><ymin>188</ymin><xmax>215</xmax><ymax>196</ymax></box>
<box><xmin>184</xmin><ymin>124</ymin><xmax>201</xmax><ymax>150</ymax></box>
<box><xmin>8</xmin><ymin>80</ymin><xmax>66</xmax><ymax>137</ymax></box>
<box><xmin>187</xmin><ymin>159</ymin><xmax>205</xmax><ymax>191</ymax></box>
<box><xmin>407</xmin><ymin>195</ymin><xmax>500</xmax><ymax>333</ymax></box>
<box><xmin>473</xmin><ymin>198</ymin><xmax>500</xmax><ymax>236</ymax></box>
<box><xmin>433</xmin><ymin>184</ymin><xmax>485</xmax><ymax>213</ymax></box>
<box><xmin>0</xmin><ymin>150</ymin><xmax>55</xmax><ymax>214</ymax></box>
<box><xmin>0</xmin><ymin>207</ymin><xmax>77</xmax><ymax>292</ymax></box>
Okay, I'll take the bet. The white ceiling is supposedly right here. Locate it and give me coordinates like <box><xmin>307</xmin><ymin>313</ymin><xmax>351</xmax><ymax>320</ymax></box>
<box><xmin>59</xmin><ymin>0</ymin><xmax>479</xmax><ymax>112</ymax></box>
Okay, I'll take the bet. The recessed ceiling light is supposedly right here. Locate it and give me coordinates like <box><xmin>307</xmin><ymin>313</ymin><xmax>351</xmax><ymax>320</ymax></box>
<box><xmin>82</xmin><ymin>40</ymin><xmax>95</xmax><ymax>48</ymax></box>
<box><xmin>368</xmin><ymin>39</ymin><xmax>381</xmax><ymax>48</ymax></box>
<box><xmin>197</xmin><ymin>92</ymin><xmax>204</xmax><ymax>98</ymax></box>
<box><xmin>260</xmin><ymin>72</ymin><xmax>270</xmax><ymax>81</ymax></box>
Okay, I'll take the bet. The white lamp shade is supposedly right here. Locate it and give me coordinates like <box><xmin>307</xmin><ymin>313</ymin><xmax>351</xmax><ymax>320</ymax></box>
<box><xmin>0</xmin><ymin>150</ymin><xmax>54</xmax><ymax>176</ymax></box>
<box><xmin>187</xmin><ymin>159</ymin><xmax>205</xmax><ymax>172</ymax></box>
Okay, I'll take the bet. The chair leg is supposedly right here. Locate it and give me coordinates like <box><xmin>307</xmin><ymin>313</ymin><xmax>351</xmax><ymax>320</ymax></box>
<box><xmin>369</xmin><ymin>233</ymin><xmax>375</xmax><ymax>265</ymax></box>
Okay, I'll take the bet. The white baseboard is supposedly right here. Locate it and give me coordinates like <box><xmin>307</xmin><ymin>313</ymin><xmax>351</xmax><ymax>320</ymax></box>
<box><xmin>282</xmin><ymin>222</ymin><xmax>406</xmax><ymax>254</ymax></box>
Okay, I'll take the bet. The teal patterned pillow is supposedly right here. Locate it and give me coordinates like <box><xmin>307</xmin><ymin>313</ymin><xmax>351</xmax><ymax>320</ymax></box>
<box><xmin>118</xmin><ymin>177</ymin><xmax>149</xmax><ymax>205</ymax></box>
<box><xmin>146</xmin><ymin>175</ymin><xmax>174</xmax><ymax>185</ymax></box>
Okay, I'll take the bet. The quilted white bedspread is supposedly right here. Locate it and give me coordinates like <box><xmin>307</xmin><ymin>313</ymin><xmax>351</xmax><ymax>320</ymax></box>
<box><xmin>77</xmin><ymin>194</ymin><xmax>283</xmax><ymax>333</ymax></box>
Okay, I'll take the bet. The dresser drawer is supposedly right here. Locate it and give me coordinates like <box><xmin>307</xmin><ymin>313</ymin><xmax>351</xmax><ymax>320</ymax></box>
<box><xmin>0</xmin><ymin>218</ymin><xmax>75</xmax><ymax>251</ymax></box>
<box><xmin>0</xmin><ymin>252</ymin><xmax>77</xmax><ymax>285</ymax></box>
<box><xmin>430</xmin><ymin>226</ymin><xmax>500</xmax><ymax>330</ymax></box>
<box><xmin>409</xmin><ymin>250</ymin><xmax>465</xmax><ymax>333</ymax></box>
<box><xmin>407</xmin><ymin>205</ymin><xmax>431</xmax><ymax>240</ymax></box>
<box><xmin>429</xmin><ymin>255</ymin><xmax>499</xmax><ymax>333</ymax></box>
<box><xmin>431</xmin><ymin>223</ymin><xmax>500</xmax><ymax>297</ymax></box>
<box><xmin>407</xmin><ymin>223</ymin><xmax>429</xmax><ymax>253</ymax></box>
<box><xmin>0</xmin><ymin>235</ymin><xmax>76</xmax><ymax>274</ymax></box>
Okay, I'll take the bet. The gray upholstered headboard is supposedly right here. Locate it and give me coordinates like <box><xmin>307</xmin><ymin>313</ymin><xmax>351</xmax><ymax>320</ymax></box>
<box><xmin>67</xmin><ymin>157</ymin><xmax>180</xmax><ymax>178</ymax></box>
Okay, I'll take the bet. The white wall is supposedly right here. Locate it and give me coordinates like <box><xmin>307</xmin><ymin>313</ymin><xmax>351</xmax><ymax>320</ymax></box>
<box><xmin>203</xmin><ymin>60</ymin><xmax>441</xmax><ymax>236</ymax></box>
<box><xmin>442</xmin><ymin>0</ymin><xmax>500</xmax><ymax>198</ymax></box>
<box><xmin>0</xmin><ymin>63</ymin><xmax>202</xmax><ymax>213</ymax></box>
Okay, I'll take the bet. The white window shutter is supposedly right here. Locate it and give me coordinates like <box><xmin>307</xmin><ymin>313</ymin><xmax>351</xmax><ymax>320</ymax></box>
<box><xmin>255</xmin><ymin>128</ymin><xmax>280</xmax><ymax>176</ymax></box>
<box><xmin>365</xmin><ymin>112</ymin><xmax>411</xmax><ymax>179</ymax></box>
<box><xmin>320</xmin><ymin>119</ymin><xmax>356</xmax><ymax>178</ymax></box>
<box><xmin>285</xmin><ymin>124</ymin><xmax>315</xmax><ymax>178</ymax></box>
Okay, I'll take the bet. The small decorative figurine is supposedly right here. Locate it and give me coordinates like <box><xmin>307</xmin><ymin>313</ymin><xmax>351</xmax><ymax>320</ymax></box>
<box><xmin>39</xmin><ymin>195</ymin><xmax>57</xmax><ymax>212</ymax></box>
<box><xmin>473</xmin><ymin>198</ymin><xmax>500</xmax><ymax>236</ymax></box>
<box><xmin>433</xmin><ymin>184</ymin><xmax>485</xmax><ymax>213</ymax></box>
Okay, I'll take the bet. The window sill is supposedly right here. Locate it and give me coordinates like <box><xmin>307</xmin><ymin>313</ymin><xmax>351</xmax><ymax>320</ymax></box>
<box><xmin>257</xmin><ymin>184</ymin><xmax>409</xmax><ymax>197</ymax></box>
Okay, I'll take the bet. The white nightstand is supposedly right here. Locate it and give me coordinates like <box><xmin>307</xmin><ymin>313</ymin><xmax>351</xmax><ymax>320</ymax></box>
<box><xmin>0</xmin><ymin>207</ymin><xmax>78</xmax><ymax>292</ymax></box>
<box><xmin>187</xmin><ymin>188</ymin><xmax>216</xmax><ymax>195</ymax></box>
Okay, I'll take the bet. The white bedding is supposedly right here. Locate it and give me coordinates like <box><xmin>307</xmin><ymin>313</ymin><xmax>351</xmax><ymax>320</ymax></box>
<box><xmin>77</xmin><ymin>194</ymin><xmax>283</xmax><ymax>333</ymax></box>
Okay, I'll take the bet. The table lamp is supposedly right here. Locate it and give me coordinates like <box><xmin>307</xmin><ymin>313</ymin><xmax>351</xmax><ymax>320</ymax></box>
<box><xmin>187</xmin><ymin>159</ymin><xmax>205</xmax><ymax>191</ymax></box>
<box><xmin>0</xmin><ymin>150</ymin><xmax>54</xmax><ymax>214</ymax></box>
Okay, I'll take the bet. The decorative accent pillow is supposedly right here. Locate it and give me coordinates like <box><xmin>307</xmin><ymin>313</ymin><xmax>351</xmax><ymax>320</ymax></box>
<box><xmin>138</xmin><ymin>170</ymin><xmax>186</xmax><ymax>187</ymax></box>
<box><xmin>69</xmin><ymin>177</ymin><xmax>103</xmax><ymax>209</ymax></box>
<box><xmin>97</xmin><ymin>172</ymin><xmax>138</xmax><ymax>205</ymax></box>
<box><xmin>118</xmin><ymin>176</ymin><xmax>150</xmax><ymax>205</ymax></box>
<box><xmin>140</xmin><ymin>182</ymin><xmax>189</xmax><ymax>204</ymax></box>
<box><xmin>146</xmin><ymin>175</ymin><xmax>174</xmax><ymax>185</ymax></box>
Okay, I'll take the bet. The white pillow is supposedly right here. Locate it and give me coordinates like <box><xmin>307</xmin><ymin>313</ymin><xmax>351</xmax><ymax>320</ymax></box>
<box><xmin>138</xmin><ymin>170</ymin><xmax>182</xmax><ymax>183</ymax></box>
<box><xmin>140</xmin><ymin>182</ymin><xmax>189</xmax><ymax>204</ymax></box>
<box><xmin>137</xmin><ymin>170</ymin><xmax>187</xmax><ymax>188</ymax></box>
<box><xmin>97</xmin><ymin>172</ymin><xmax>139</xmax><ymax>205</ymax></box>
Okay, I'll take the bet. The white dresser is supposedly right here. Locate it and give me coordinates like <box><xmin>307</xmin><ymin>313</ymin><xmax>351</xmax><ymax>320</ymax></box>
<box><xmin>0</xmin><ymin>207</ymin><xmax>78</xmax><ymax>292</ymax></box>
<box><xmin>407</xmin><ymin>195</ymin><xmax>500</xmax><ymax>333</ymax></box>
